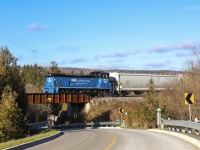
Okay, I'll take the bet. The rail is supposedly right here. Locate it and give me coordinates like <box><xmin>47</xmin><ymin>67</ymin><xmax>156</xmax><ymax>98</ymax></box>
<box><xmin>28</xmin><ymin>121</ymin><xmax>49</xmax><ymax>129</ymax></box>
<box><xmin>53</xmin><ymin>121</ymin><xmax>120</xmax><ymax>129</ymax></box>
<box><xmin>162</xmin><ymin>119</ymin><xmax>200</xmax><ymax>135</ymax></box>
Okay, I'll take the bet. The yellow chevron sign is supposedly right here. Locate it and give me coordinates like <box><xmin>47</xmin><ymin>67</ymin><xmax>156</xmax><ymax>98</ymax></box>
<box><xmin>184</xmin><ymin>93</ymin><xmax>194</xmax><ymax>105</ymax></box>
<box><xmin>62</xmin><ymin>103</ymin><xmax>68</xmax><ymax>111</ymax></box>
<box><xmin>47</xmin><ymin>98</ymin><xmax>52</xmax><ymax>103</ymax></box>
<box><xmin>74</xmin><ymin>113</ymin><xmax>78</xmax><ymax>118</ymax></box>
<box><xmin>119</xmin><ymin>108</ymin><xmax>124</xmax><ymax>113</ymax></box>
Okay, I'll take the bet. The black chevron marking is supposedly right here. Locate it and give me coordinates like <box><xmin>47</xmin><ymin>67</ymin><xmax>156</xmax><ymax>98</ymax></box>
<box><xmin>186</xmin><ymin>93</ymin><xmax>193</xmax><ymax>104</ymax></box>
<box><xmin>119</xmin><ymin>108</ymin><xmax>123</xmax><ymax>113</ymax></box>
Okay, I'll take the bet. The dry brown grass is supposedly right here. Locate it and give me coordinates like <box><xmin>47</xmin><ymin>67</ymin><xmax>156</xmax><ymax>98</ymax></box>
<box><xmin>83</xmin><ymin>99</ymin><xmax>157</xmax><ymax>128</ymax></box>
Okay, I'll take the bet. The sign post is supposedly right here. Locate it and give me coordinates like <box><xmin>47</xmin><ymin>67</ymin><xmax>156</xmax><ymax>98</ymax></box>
<box><xmin>157</xmin><ymin>108</ymin><xmax>161</xmax><ymax>128</ymax></box>
<box><xmin>74</xmin><ymin>113</ymin><xmax>77</xmax><ymax>123</ymax></box>
<box><xmin>184</xmin><ymin>93</ymin><xmax>194</xmax><ymax>121</ymax></box>
<box><xmin>124</xmin><ymin>112</ymin><xmax>128</xmax><ymax>128</ymax></box>
<box><xmin>46</xmin><ymin>98</ymin><xmax>51</xmax><ymax>121</ymax></box>
<box><xmin>189</xmin><ymin>104</ymin><xmax>192</xmax><ymax>121</ymax></box>
<box><xmin>35</xmin><ymin>115</ymin><xmax>39</xmax><ymax>123</ymax></box>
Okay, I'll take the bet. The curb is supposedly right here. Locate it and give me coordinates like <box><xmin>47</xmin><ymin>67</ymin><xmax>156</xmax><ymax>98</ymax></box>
<box><xmin>147</xmin><ymin>129</ymin><xmax>200</xmax><ymax>148</ymax></box>
<box><xmin>5</xmin><ymin>131</ymin><xmax>63</xmax><ymax>150</ymax></box>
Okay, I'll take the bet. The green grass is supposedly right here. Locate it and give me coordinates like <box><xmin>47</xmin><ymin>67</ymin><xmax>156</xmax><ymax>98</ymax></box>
<box><xmin>0</xmin><ymin>130</ymin><xmax>59</xmax><ymax>149</ymax></box>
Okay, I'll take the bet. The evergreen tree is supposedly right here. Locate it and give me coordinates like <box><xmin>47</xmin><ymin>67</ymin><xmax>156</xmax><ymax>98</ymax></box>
<box><xmin>21</xmin><ymin>64</ymin><xmax>47</xmax><ymax>92</ymax></box>
<box><xmin>143</xmin><ymin>78</ymin><xmax>159</xmax><ymax>128</ymax></box>
<box><xmin>0</xmin><ymin>47</ymin><xmax>26</xmax><ymax>112</ymax></box>
<box><xmin>0</xmin><ymin>86</ymin><xmax>25</xmax><ymax>142</ymax></box>
<box><xmin>145</xmin><ymin>78</ymin><xmax>158</xmax><ymax>107</ymax></box>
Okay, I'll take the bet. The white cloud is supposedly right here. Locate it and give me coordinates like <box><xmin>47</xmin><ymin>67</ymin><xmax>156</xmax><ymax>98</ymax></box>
<box><xmin>182</xmin><ymin>5</ymin><xmax>200</xmax><ymax>10</ymax></box>
<box><xmin>142</xmin><ymin>61</ymin><xmax>171</xmax><ymax>70</ymax></box>
<box><xmin>57</xmin><ymin>46</ymin><xmax>81</xmax><ymax>51</ymax></box>
<box><xmin>150</xmin><ymin>41</ymin><xmax>197</xmax><ymax>53</ymax></box>
<box><xmin>27</xmin><ymin>23</ymin><xmax>46</xmax><ymax>31</ymax></box>
<box><xmin>87</xmin><ymin>63</ymin><xmax>131</xmax><ymax>70</ymax></box>
<box><xmin>69</xmin><ymin>58</ymin><xmax>88</xmax><ymax>64</ymax></box>
<box><xmin>96</xmin><ymin>50</ymin><xmax>140</xmax><ymax>59</ymax></box>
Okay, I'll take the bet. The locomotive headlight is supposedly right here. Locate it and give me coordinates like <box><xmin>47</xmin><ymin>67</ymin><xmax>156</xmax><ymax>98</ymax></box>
<box><xmin>48</xmin><ymin>78</ymin><xmax>52</xmax><ymax>82</ymax></box>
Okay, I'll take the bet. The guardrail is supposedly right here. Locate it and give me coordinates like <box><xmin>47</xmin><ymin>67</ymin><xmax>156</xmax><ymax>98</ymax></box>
<box><xmin>28</xmin><ymin>121</ymin><xmax>49</xmax><ymax>129</ymax></box>
<box><xmin>53</xmin><ymin>121</ymin><xmax>120</xmax><ymax>130</ymax></box>
<box><xmin>162</xmin><ymin>119</ymin><xmax>200</xmax><ymax>135</ymax></box>
<box><xmin>28</xmin><ymin>121</ymin><xmax>120</xmax><ymax>130</ymax></box>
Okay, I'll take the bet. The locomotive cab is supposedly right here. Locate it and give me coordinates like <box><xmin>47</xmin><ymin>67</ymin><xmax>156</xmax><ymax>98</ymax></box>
<box><xmin>90</xmin><ymin>71</ymin><xmax>109</xmax><ymax>79</ymax></box>
<box><xmin>90</xmin><ymin>71</ymin><xmax>114</xmax><ymax>96</ymax></box>
<box><xmin>43</xmin><ymin>74</ymin><xmax>58</xmax><ymax>93</ymax></box>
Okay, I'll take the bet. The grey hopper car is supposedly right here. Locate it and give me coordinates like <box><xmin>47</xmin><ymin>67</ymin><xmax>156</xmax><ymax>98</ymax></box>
<box><xmin>109</xmin><ymin>72</ymin><xmax>181</xmax><ymax>96</ymax></box>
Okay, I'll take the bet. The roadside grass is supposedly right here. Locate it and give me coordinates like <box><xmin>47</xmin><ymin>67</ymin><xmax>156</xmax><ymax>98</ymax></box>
<box><xmin>0</xmin><ymin>129</ymin><xmax>58</xmax><ymax>149</ymax></box>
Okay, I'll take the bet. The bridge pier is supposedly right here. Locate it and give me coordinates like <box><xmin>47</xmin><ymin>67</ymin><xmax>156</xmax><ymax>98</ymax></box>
<box><xmin>83</xmin><ymin>102</ymin><xmax>91</xmax><ymax>113</ymax></box>
<box><xmin>66</xmin><ymin>103</ymin><xmax>73</xmax><ymax>117</ymax></box>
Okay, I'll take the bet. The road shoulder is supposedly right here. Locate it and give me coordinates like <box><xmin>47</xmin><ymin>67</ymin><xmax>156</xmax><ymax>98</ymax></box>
<box><xmin>4</xmin><ymin>131</ymin><xmax>63</xmax><ymax>150</ymax></box>
<box><xmin>147</xmin><ymin>129</ymin><xmax>200</xmax><ymax>148</ymax></box>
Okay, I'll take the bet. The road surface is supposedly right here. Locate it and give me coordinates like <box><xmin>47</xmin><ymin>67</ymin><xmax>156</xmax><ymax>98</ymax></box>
<box><xmin>26</xmin><ymin>128</ymin><xmax>198</xmax><ymax>150</ymax></box>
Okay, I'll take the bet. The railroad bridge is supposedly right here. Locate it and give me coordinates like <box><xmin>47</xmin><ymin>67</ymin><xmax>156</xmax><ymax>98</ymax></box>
<box><xmin>26</xmin><ymin>93</ymin><xmax>93</xmax><ymax>121</ymax></box>
<box><xmin>26</xmin><ymin>93</ymin><xmax>92</xmax><ymax>104</ymax></box>
<box><xmin>26</xmin><ymin>93</ymin><xmax>144</xmax><ymax>104</ymax></box>
<box><xmin>26</xmin><ymin>93</ymin><xmax>144</xmax><ymax>122</ymax></box>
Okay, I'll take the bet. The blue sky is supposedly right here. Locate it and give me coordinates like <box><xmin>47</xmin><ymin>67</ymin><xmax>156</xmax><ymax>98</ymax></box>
<box><xmin>0</xmin><ymin>0</ymin><xmax>200</xmax><ymax>70</ymax></box>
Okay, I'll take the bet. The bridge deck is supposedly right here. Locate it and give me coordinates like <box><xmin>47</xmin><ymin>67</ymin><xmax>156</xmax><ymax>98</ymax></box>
<box><xmin>26</xmin><ymin>93</ymin><xmax>91</xmax><ymax>104</ymax></box>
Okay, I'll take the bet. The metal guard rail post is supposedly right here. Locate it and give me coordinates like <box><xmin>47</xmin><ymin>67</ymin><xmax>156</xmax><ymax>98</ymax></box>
<box><xmin>162</xmin><ymin>119</ymin><xmax>200</xmax><ymax>135</ymax></box>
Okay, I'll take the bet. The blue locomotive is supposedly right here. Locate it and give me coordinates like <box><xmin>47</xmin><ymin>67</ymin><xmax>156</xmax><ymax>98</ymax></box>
<box><xmin>43</xmin><ymin>71</ymin><xmax>115</xmax><ymax>96</ymax></box>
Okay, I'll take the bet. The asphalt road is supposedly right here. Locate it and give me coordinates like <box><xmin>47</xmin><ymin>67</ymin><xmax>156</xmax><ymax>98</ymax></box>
<box><xmin>26</xmin><ymin>128</ymin><xmax>198</xmax><ymax>150</ymax></box>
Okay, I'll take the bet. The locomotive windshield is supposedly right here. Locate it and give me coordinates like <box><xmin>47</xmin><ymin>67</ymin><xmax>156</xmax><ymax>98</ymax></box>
<box><xmin>90</xmin><ymin>71</ymin><xmax>109</xmax><ymax>78</ymax></box>
<box><xmin>102</xmin><ymin>73</ymin><xmax>109</xmax><ymax>78</ymax></box>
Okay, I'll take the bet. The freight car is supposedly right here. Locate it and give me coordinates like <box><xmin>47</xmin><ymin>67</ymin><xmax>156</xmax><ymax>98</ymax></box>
<box><xmin>109</xmin><ymin>72</ymin><xmax>181</xmax><ymax>96</ymax></box>
<box><xmin>43</xmin><ymin>71</ymin><xmax>114</xmax><ymax>96</ymax></box>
